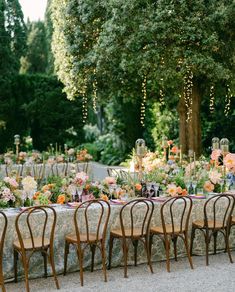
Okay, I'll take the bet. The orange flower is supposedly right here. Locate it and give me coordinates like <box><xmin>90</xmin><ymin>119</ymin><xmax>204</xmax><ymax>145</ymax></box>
<box><xmin>57</xmin><ymin>194</ymin><xmax>66</xmax><ymax>204</ymax></box>
<box><xmin>171</xmin><ymin>146</ymin><xmax>178</xmax><ymax>154</ymax></box>
<box><xmin>176</xmin><ymin>186</ymin><xmax>182</xmax><ymax>194</ymax></box>
<box><xmin>85</xmin><ymin>184</ymin><xmax>90</xmax><ymax>190</ymax></box>
<box><xmin>100</xmin><ymin>194</ymin><xmax>109</xmax><ymax>201</ymax></box>
<box><xmin>203</xmin><ymin>181</ymin><xmax>215</xmax><ymax>192</ymax></box>
<box><xmin>167</xmin><ymin>140</ymin><xmax>173</xmax><ymax>146</ymax></box>
<box><xmin>135</xmin><ymin>183</ymin><xmax>142</xmax><ymax>191</ymax></box>
<box><xmin>181</xmin><ymin>189</ymin><xmax>188</xmax><ymax>196</ymax></box>
<box><xmin>33</xmin><ymin>191</ymin><xmax>40</xmax><ymax>200</ymax></box>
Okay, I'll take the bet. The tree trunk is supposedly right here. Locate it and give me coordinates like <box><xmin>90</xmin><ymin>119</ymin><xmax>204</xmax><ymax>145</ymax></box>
<box><xmin>177</xmin><ymin>81</ymin><xmax>202</xmax><ymax>157</ymax></box>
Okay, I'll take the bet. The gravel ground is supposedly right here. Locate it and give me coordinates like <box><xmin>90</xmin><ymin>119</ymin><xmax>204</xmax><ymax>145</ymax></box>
<box><xmin>5</xmin><ymin>252</ymin><xmax>235</xmax><ymax>292</ymax></box>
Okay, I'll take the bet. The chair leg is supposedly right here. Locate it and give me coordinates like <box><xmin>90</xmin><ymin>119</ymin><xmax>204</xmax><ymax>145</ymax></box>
<box><xmin>14</xmin><ymin>249</ymin><xmax>18</xmax><ymax>283</ymax></box>
<box><xmin>76</xmin><ymin>249</ymin><xmax>84</xmax><ymax>286</ymax></box>
<box><xmin>205</xmin><ymin>231</ymin><xmax>210</xmax><ymax>266</ymax></box>
<box><xmin>184</xmin><ymin>233</ymin><xmax>194</xmax><ymax>269</ymax></box>
<box><xmin>132</xmin><ymin>240</ymin><xmax>139</xmax><ymax>266</ymax></box>
<box><xmin>165</xmin><ymin>237</ymin><xmax>171</xmax><ymax>272</ymax></box>
<box><xmin>144</xmin><ymin>236</ymin><xmax>153</xmax><ymax>273</ymax></box>
<box><xmin>64</xmin><ymin>241</ymin><xmax>70</xmax><ymax>276</ymax></box>
<box><xmin>149</xmin><ymin>234</ymin><xmax>153</xmax><ymax>258</ymax></box>
<box><xmin>42</xmin><ymin>250</ymin><xmax>47</xmax><ymax>278</ymax></box>
<box><xmin>108</xmin><ymin>235</ymin><xmax>114</xmax><ymax>270</ymax></box>
<box><xmin>122</xmin><ymin>238</ymin><xmax>128</xmax><ymax>278</ymax></box>
<box><xmin>225</xmin><ymin>229</ymin><xmax>233</xmax><ymax>263</ymax></box>
<box><xmin>48</xmin><ymin>247</ymin><xmax>60</xmax><ymax>289</ymax></box>
<box><xmin>101</xmin><ymin>243</ymin><xmax>108</xmax><ymax>282</ymax></box>
<box><xmin>172</xmin><ymin>236</ymin><xmax>178</xmax><ymax>261</ymax></box>
<box><xmin>22</xmin><ymin>257</ymin><xmax>30</xmax><ymax>292</ymax></box>
<box><xmin>190</xmin><ymin>226</ymin><xmax>196</xmax><ymax>256</ymax></box>
<box><xmin>213</xmin><ymin>231</ymin><xmax>218</xmax><ymax>255</ymax></box>
<box><xmin>0</xmin><ymin>269</ymin><xmax>6</xmax><ymax>292</ymax></box>
<box><xmin>90</xmin><ymin>245</ymin><xmax>96</xmax><ymax>272</ymax></box>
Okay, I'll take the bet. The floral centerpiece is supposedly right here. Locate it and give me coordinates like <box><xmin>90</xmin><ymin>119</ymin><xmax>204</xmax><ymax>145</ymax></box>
<box><xmin>0</xmin><ymin>177</ymin><xmax>18</xmax><ymax>208</ymax></box>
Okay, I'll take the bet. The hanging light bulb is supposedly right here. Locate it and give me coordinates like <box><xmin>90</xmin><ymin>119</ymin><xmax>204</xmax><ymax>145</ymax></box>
<box><xmin>224</xmin><ymin>84</ymin><xmax>232</xmax><ymax>117</ymax></box>
<box><xmin>140</xmin><ymin>75</ymin><xmax>147</xmax><ymax>127</ymax></box>
<box><xmin>93</xmin><ymin>68</ymin><xmax>98</xmax><ymax>113</ymax></box>
<box><xmin>183</xmin><ymin>66</ymin><xmax>193</xmax><ymax>122</ymax></box>
<box><xmin>209</xmin><ymin>85</ymin><xmax>215</xmax><ymax>113</ymax></box>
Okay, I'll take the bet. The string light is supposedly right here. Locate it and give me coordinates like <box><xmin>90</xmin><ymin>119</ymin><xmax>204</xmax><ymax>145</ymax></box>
<box><xmin>140</xmin><ymin>75</ymin><xmax>147</xmax><ymax>127</ymax></box>
<box><xmin>224</xmin><ymin>84</ymin><xmax>232</xmax><ymax>117</ymax></box>
<box><xmin>93</xmin><ymin>68</ymin><xmax>97</xmax><ymax>113</ymax></box>
<box><xmin>159</xmin><ymin>89</ymin><xmax>165</xmax><ymax>106</ymax></box>
<box><xmin>209</xmin><ymin>84</ymin><xmax>215</xmax><ymax>113</ymax></box>
<box><xmin>81</xmin><ymin>78</ymin><xmax>88</xmax><ymax>123</ymax></box>
<box><xmin>159</xmin><ymin>78</ymin><xmax>165</xmax><ymax>106</ymax></box>
<box><xmin>183</xmin><ymin>66</ymin><xmax>193</xmax><ymax>122</ymax></box>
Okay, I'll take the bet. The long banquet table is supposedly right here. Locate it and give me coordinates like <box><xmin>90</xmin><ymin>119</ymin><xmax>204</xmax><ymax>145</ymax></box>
<box><xmin>1</xmin><ymin>197</ymin><xmax>235</xmax><ymax>281</ymax></box>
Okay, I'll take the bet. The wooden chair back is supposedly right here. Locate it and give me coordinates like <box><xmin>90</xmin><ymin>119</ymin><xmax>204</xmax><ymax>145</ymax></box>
<box><xmin>0</xmin><ymin>211</ymin><xmax>7</xmax><ymax>290</ymax></box>
<box><xmin>160</xmin><ymin>196</ymin><xmax>192</xmax><ymax>235</ymax></box>
<box><xmin>74</xmin><ymin>199</ymin><xmax>110</xmax><ymax>244</ymax></box>
<box><xmin>119</xmin><ymin>198</ymin><xmax>154</xmax><ymax>238</ymax></box>
<box><xmin>204</xmin><ymin>194</ymin><xmax>235</xmax><ymax>229</ymax></box>
<box><xmin>15</xmin><ymin>206</ymin><xmax>57</xmax><ymax>253</ymax></box>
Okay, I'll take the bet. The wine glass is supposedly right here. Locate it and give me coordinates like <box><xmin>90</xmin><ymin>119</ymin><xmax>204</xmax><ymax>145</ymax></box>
<box><xmin>76</xmin><ymin>186</ymin><xmax>83</xmax><ymax>202</ymax></box>
<box><xmin>191</xmin><ymin>178</ymin><xmax>197</xmax><ymax>195</ymax></box>
<box><xmin>184</xmin><ymin>178</ymin><xmax>191</xmax><ymax>195</ymax></box>
<box><xmin>218</xmin><ymin>178</ymin><xmax>224</xmax><ymax>193</ymax></box>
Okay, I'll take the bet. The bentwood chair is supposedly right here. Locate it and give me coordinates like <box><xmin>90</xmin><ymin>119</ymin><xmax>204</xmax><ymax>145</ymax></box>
<box><xmin>108</xmin><ymin>198</ymin><xmax>154</xmax><ymax>278</ymax></box>
<box><xmin>190</xmin><ymin>194</ymin><xmax>235</xmax><ymax>266</ymax></box>
<box><xmin>13</xmin><ymin>206</ymin><xmax>59</xmax><ymax>292</ymax></box>
<box><xmin>64</xmin><ymin>199</ymin><xmax>110</xmax><ymax>286</ymax></box>
<box><xmin>150</xmin><ymin>196</ymin><xmax>193</xmax><ymax>272</ymax></box>
<box><xmin>0</xmin><ymin>212</ymin><xmax>7</xmax><ymax>292</ymax></box>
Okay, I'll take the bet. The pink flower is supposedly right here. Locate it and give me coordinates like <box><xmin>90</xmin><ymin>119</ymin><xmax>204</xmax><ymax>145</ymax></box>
<box><xmin>1</xmin><ymin>187</ymin><xmax>15</xmax><ymax>202</ymax></box>
<box><xmin>224</xmin><ymin>153</ymin><xmax>235</xmax><ymax>171</ymax></box>
<box><xmin>4</xmin><ymin>177</ymin><xmax>19</xmax><ymax>188</ymax></box>
<box><xmin>209</xmin><ymin>170</ymin><xmax>222</xmax><ymax>185</ymax></box>
<box><xmin>210</xmin><ymin>149</ymin><xmax>222</xmax><ymax>161</ymax></box>
<box><xmin>103</xmin><ymin>176</ymin><xmax>116</xmax><ymax>185</ymax></box>
<box><xmin>73</xmin><ymin>172</ymin><xmax>89</xmax><ymax>186</ymax></box>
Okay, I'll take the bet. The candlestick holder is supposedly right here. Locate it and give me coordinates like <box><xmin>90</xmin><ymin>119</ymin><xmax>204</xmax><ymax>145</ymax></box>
<box><xmin>14</xmin><ymin>134</ymin><xmax>20</xmax><ymax>162</ymax></box>
<box><xmin>135</xmin><ymin>139</ymin><xmax>146</xmax><ymax>181</ymax></box>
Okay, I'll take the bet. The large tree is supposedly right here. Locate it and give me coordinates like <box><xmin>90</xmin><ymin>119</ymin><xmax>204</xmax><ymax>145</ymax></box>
<box><xmin>51</xmin><ymin>0</ymin><xmax>235</xmax><ymax>156</ymax></box>
<box><xmin>20</xmin><ymin>21</ymin><xmax>48</xmax><ymax>74</ymax></box>
<box><xmin>0</xmin><ymin>0</ymin><xmax>26</xmax><ymax>74</ymax></box>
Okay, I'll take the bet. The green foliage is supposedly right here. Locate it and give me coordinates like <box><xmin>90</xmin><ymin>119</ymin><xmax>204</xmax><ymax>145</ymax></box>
<box><xmin>20</xmin><ymin>21</ymin><xmax>48</xmax><ymax>74</ymax></box>
<box><xmin>0</xmin><ymin>0</ymin><xmax>26</xmax><ymax>75</ymax></box>
<box><xmin>0</xmin><ymin>74</ymin><xmax>84</xmax><ymax>152</ymax></box>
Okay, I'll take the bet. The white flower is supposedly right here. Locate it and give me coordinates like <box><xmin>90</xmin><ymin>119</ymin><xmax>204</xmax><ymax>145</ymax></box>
<box><xmin>22</xmin><ymin>176</ymin><xmax>37</xmax><ymax>192</ymax></box>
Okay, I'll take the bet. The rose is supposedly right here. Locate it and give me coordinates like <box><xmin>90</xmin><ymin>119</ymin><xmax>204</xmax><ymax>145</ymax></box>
<box><xmin>166</xmin><ymin>183</ymin><xmax>177</xmax><ymax>197</ymax></box>
<box><xmin>209</xmin><ymin>170</ymin><xmax>222</xmax><ymax>185</ymax></box>
<box><xmin>73</xmin><ymin>172</ymin><xmax>89</xmax><ymax>186</ymax></box>
<box><xmin>204</xmin><ymin>181</ymin><xmax>215</xmax><ymax>192</ymax></box>
<box><xmin>103</xmin><ymin>176</ymin><xmax>116</xmax><ymax>185</ymax></box>
<box><xmin>210</xmin><ymin>149</ymin><xmax>222</xmax><ymax>161</ymax></box>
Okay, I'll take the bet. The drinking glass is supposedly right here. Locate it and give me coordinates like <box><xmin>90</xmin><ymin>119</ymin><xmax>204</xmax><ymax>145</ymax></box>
<box><xmin>192</xmin><ymin>179</ymin><xmax>197</xmax><ymax>195</ymax></box>
<box><xmin>76</xmin><ymin>186</ymin><xmax>83</xmax><ymax>202</ymax></box>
